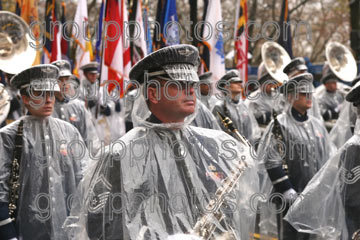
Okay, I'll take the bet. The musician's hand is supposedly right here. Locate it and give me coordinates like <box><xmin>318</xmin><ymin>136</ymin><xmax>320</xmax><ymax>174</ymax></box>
<box><xmin>167</xmin><ymin>234</ymin><xmax>202</xmax><ymax>240</ymax></box>
<box><xmin>330</xmin><ymin>107</ymin><xmax>340</xmax><ymax>119</ymax></box>
<box><xmin>283</xmin><ymin>188</ymin><xmax>298</xmax><ymax>204</ymax></box>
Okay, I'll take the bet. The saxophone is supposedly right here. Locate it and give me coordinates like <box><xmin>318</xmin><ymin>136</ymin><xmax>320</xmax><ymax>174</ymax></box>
<box><xmin>8</xmin><ymin>120</ymin><xmax>24</xmax><ymax>220</ymax></box>
<box><xmin>190</xmin><ymin>112</ymin><xmax>250</xmax><ymax>239</ymax></box>
<box><xmin>191</xmin><ymin>159</ymin><xmax>248</xmax><ymax>239</ymax></box>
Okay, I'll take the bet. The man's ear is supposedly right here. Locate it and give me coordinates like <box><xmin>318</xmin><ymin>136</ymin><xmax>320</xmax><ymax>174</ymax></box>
<box><xmin>21</xmin><ymin>95</ymin><xmax>29</xmax><ymax>105</ymax></box>
<box><xmin>147</xmin><ymin>87</ymin><xmax>160</xmax><ymax>104</ymax></box>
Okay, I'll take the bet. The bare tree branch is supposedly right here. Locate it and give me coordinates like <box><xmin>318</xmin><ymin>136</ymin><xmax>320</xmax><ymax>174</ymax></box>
<box><xmin>289</xmin><ymin>0</ymin><xmax>312</xmax><ymax>15</ymax></box>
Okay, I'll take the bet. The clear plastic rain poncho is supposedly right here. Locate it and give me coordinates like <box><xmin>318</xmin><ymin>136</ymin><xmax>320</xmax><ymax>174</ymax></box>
<box><xmin>0</xmin><ymin>115</ymin><xmax>88</xmax><ymax>240</ymax></box>
<box><xmin>257</xmin><ymin>101</ymin><xmax>336</xmax><ymax>192</ymax></box>
<box><xmin>191</xmin><ymin>100</ymin><xmax>221</xmax><ymax>130</ymax></box>
<box><xmin>212</xmin><ymin>97</ymin><xmax>261</xmax><ymax>144</ymax></box>
<box><xmin>52</xmin><ymin>98</ymin><xmax>102</xmax><ymax>157</ymax></box>
<box><xmin>314</xmin><ymin>84</ymin><xmax>346</xmax><ymax>120</ymax></box>
<box><xmin>80</xmin><ymin>80</ymin><xmax>126</xmax><ymax>145</ymax></box>
<box><xmin>64</xmin><ymin>86</ymin><xmax>260</xmax><ymax>240</ymax></box>
<box><xmin>124</xmin><ymin>91</ymin><xmax>221</xmax><ymax>131</ymax></box>
<box><xmin>329</xmin><ymin>100</ymin><xmax>358</xmax><ymax>148</ymax></box>
<box><xmin>244</xmin><ymin>89</ymin><xmax>283</xmax><ymax>128</ymax></box>
<box><xmin>244</xmin><ymin>88</ymin><xmax>323</xmax><ymax>137</ymax></box>
<box><xmin>285</xmin><ymin>115</ymin><xmax>360</xmax><ymax>240</ymax></box>
<box><xmin>199</xmin><ymin>94</ymin><xmax>220</xmax><ymax>111</ymax></box>
<box><xmin>253</xmin><ymin>98</ymin><xmax>336</xmax><ymax>238</ymax></box>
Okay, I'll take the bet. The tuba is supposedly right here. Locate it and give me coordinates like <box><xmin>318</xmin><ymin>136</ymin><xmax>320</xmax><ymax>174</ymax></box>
<box><xmin>0</xmin><ymin>11</ymin><xmax>37</xmax><ymax>125</ymax></box>
<box><xmin>261</xmin><ymin>41</ymin><xmax>291</xmax><ymax>84</ymax></box>
<box><xmin>0</xmin><ymin>11</ymin><xmax>36</xmax><ymax>75</ymax></box>
<box><xmin>323</xmin><ymin>42</ymin><xmax>357</xmax><ymax>130</ymax></box>
<box><xmin>0</xmin><ymin>83</ymin><xmax>10</xmax><ymax>124</ymax></box>
<box><xmin>325</xmin><ymin>42</ymin><xmax>357</xmax><ymax>83</ymax></box>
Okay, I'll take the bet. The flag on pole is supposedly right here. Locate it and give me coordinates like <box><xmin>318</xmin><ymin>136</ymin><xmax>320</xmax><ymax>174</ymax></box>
<box><xmin>200</xmin><ymin>0</ymin><xmax>225</xmax><ymax>88</ymax></box>
<box><xmin>72</xmin><ymin>0</ymin><xmax>93</xmax><ymax>79</ymax></box>
<box><xmin>60</xmin><ymin>1</ymin><xmax>69</xmax><ymax>60</ymax></box>
<box><xmin>198</xmin><ymin>0</ymin><xmax>209</xmax><ymax>73</ymax></box>
<box><xmin>143</xmin><ymin>2</ymin><xmax>152</xmax><ymax>54</ymax></box>
<box><xmin>234</xmin><ymin>0</ymin><xmax>248</xmax><ymax>83</ymax></box>
<box><xmin>129</xmin><ymin>0</ymin><xmax>147</xmax><ymax>65</ymax></box>
<box><xmin>153</xmin><ymin>0</ymin><xmax>166</xmax><ymax>50</ymax></box>
<box><xmin>100</xmin><ymin>0</ymin><xmax>131</xmax><ymax>95</ymax></box>
<box><xmin>20</xmin><ymin>0</ymin><xmax>41</xmax><ymax>65</ymax></box>
<box><xmin>153</xmin><ymin>0</ymin><xmax>180</xmax><ymax>50</ymax></box>
<box><xmin>278</xmin><ymin>0</ymin><xmax>293</xmax><ymax>58</ymax></box>
<box><xmin>15</xmin><ymin>0</ymin><xmax>21</xmax><ymax>16</ymax></box>
<box><xmin>95</xmin><ymin>0</ymin><xmax>105</xmax><ymax>63</ymax></box>
<box><xmin>162</xmin><ymin>0</ymin><xmax>180</xmax><ymax>46</ymax></box>
<box><xmin>43</xmin><ymin>0</ymin><xmax>61</xmax><ymax>63</ymax></box>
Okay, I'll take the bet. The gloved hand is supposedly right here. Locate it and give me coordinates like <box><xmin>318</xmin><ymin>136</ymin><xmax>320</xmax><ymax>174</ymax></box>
<box><xmin>99</xmin><ymin>105</ymin><xmax>111</xmax><ymax>116</ymax></box>
<box><xmin>115</xmin><ymin>101</ymin><xmax>121</xmax><ymax>112</ymax></box>
<box><xmin>167</xmin><ymin>234</ymin><xmax>202</xmax><ymax>240</ymax></box>
<box><xmin>87</xmin><ymin>100</ymin><xmax>96</xmax><ymax>109</ymax></box>
<box><xmin>330</xmin><ymin>107</ymin><xmax>339</xmax><ymax>119</ymax></box>
<box><xmin>283</xmin><ymin>188</ymin><xmax>298</xmax><ymax>204</ymax></box>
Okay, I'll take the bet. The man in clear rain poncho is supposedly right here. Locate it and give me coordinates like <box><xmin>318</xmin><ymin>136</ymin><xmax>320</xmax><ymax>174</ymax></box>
<box><xmin>256</xmin><ymin>72</ymin><xmax>336</xmax><ymax>239</ymax></box>
<box><xmin>79</xmin><ymin>62</ymin><xmax>125</xmax><ymax>145</ymax></box>
<box><xmin>329</xmin><ymin>76</ymin><xmax>360</xmax><ymax>148</ymax></box>
<box><xmin>123</xmin><ymin>87</ymin><xmax>221</xmax><ymax>132</ymax></box>
<box><xmin>212</xmin><ymin>70</ymin><xmax>261</xmax><ymax>145</ymax></box>
<box><xmin>197</xmin><ymin>72</ymin><xmax>218</xmax><ymax>111</ymax></box>
<box><xmin>315</xmin><ymin>63</ymin><xmax>346</xmax><ymax>129</ymax></box>
<box><xmin>0</xmin><ymin>65</ymin><xmax>88</xmax><ymax>240</ymax></box>
<box><xmin>64</xmin><ymin>45</ymin><xmax>260</xmax><ymax>240</ymax></box>
<box><xmin>51</xmin><ymin>60</ymin><xmax>102</xmax><ymax>157</ymax></box>
<box><xmin>285</xmin><ymin>80</ymin><xmax>360</xmax><ymax>240</ymax></box>
<box><xmin>244</xmin><ymin>62</ymin><xmax>283</xmax><ymax>130</ymax></box>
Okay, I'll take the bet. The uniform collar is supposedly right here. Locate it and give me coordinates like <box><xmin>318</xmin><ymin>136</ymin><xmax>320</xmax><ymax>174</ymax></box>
<box><xmin>146</xmin><ymin>114</ymin><xmax>163</xmax><ymax>124</ymax></box>
<box><xmin>291</xmin><ymin>107</ymin><xmax>308</xmax><ymax>122</ymax></box>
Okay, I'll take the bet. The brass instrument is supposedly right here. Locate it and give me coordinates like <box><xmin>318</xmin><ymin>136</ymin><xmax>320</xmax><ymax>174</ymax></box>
<box><xmin>0</xmin><ymin>11</ymin><xmax>36</xmax><ymax>75</ymax></box>
<box><xmin>0</xmin><ymin>83</ymin><xmax>10</xmax><ymax>124</ymax></box>
<box><xmin>192</xmin><ymin>155</ymin><xmax>248</xmax><ymax>240</ymax></box>
<box><xmin>325</xmin><ymin>42</ymin><xmax>357</xmax><ymax>83</ymax></box>
<box><xmin>8</xmin><ymin>120</ymin><xmax>24</xmax><ymax>220</ymax></box>
<box><xmin>190</xmin><ymin>112</ymin><xmax>250</xmax><ymax>239</ymax></box>
<box><xmin>261</xmin><ymin>41</ymin><xmax>291</xmax><ymax>84</ymax></box>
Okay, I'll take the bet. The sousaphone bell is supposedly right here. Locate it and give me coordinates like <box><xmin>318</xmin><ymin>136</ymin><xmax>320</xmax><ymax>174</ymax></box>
<box><xmin>261</xmin><ymin>41</ymin><xmax>291</xmax><ymax>84</ymax></box>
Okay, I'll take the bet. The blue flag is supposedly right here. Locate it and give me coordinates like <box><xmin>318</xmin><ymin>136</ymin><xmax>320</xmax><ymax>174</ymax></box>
<box><xmin>143</xmin><ymin>5</ymin><xmax>152</xmax><ymax>54</ymax></box>
<box><xmin>95</xmin><ymin>0</ymin><xmax>105</xmax><ymax>63</ymax></box>
<box><xmin>153</xmin><ymin>0</ymin><xmax>179</xmax><ymax>50</ymax></box>
<box><xmin>162</xmin><ymin>0</ymin><xmax>180</xmax><ymax>46</ymax></box>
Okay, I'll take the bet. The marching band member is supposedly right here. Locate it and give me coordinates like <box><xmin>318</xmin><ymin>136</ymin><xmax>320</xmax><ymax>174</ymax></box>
<box><xmin>257</xmin><ymin>73</ymin><xmax>336</xmax><ymax>239</ymax></box>
<box><xmin>285</xmin><ymin>79</ymin><xmax>360</xmax><ymax>240</ymax></box>
<box><xmin>79</xmin><ymin>62</ymin><xmax>125</xmax><ymax>145</ymax></box>
<box><xmin>51</xmin><ymin>60</ymin><xmax>102</xmax><ymax>157</ymax></box>
<box><xmin>64</xmin><ymin>45</ymin><xmax>259</xmax><ymax>240</ymax></box>
<box><xmin>212</xmin><ymin>69</ymin><xmax>261</xmax><ymax>144</ymax></box>
<box><xmin>0</xmin><ymin>65</ymin><xmax>88</xmax><ymax>240</ymax></box>
<box><xmin>316</xmin><ymin>63</ymin><xmax>345</xmax><ymax>123</ymax></box>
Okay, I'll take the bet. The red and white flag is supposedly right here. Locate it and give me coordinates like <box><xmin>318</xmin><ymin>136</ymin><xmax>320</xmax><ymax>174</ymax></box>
<box><xmin>72</xmin><ymin>0</ymin><xmax>93</xmax><ymax>79</ymax></box>
<box><xmin>234</xmin><ymin>0</ymin><xmax>248</xmax><ymax>82</ymax></box>
<box><xmin>101</xmin><ymin>0</ymin><xmax>131</xmax><ymax>96</ymax></box>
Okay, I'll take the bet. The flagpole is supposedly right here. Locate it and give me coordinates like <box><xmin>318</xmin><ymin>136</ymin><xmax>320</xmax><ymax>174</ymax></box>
<box><xmin>96</xmin><ymin>0</ymin><xmax>107</xmax><ymax>119</ymax></box>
